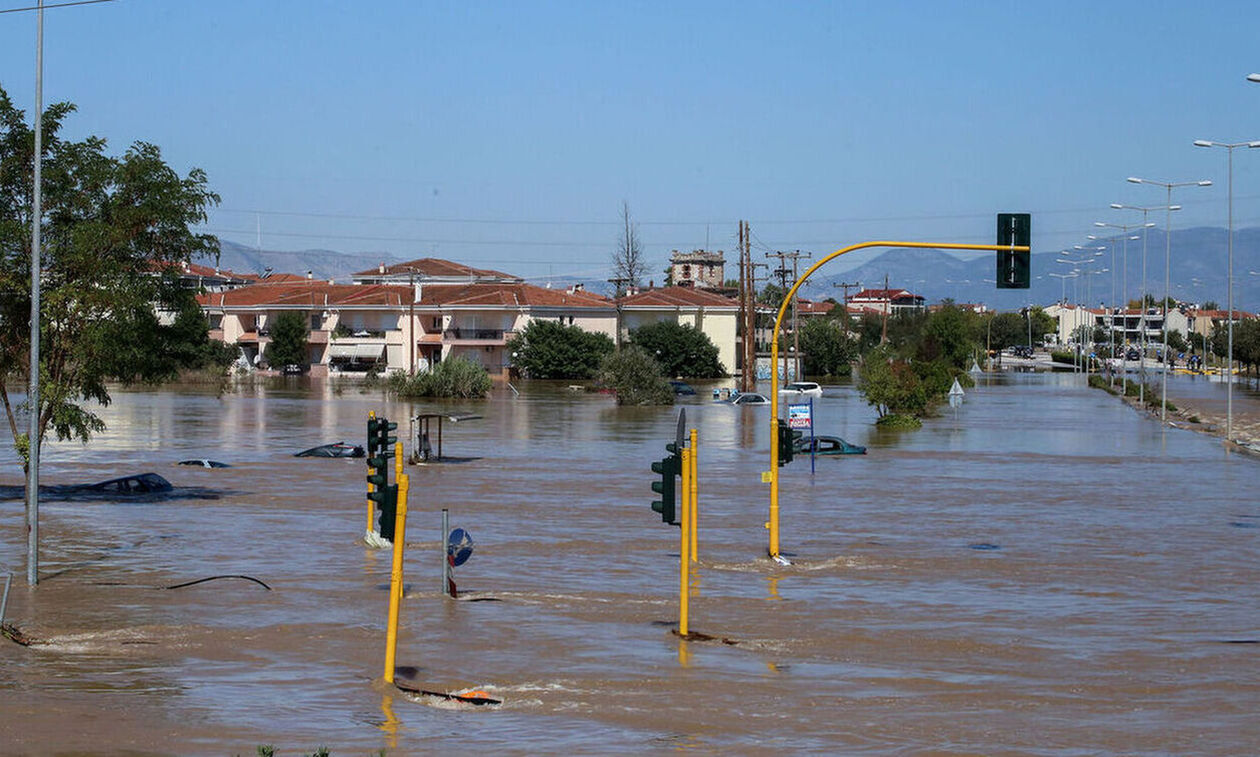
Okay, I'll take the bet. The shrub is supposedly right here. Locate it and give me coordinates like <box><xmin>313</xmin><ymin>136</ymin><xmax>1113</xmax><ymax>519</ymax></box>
<box><xmin>627</xmin><ymin>321</ymin><xmax>726</xmax><ymax>378</ymax></box>
<box><xmin>387</xmin><ymin>356</ymin><xmax>492</xmax><ymax>398</ymax></box>
<box><xmin>597</xmin><ymin>346</ymin><xmax>675</xmax><ymax>406</ymax></box>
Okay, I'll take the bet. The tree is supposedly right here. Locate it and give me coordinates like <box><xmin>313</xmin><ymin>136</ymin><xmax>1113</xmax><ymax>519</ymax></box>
<box><xmin>1201</xmin><ymin>300</ymin><xmax>1219</xmax><ymax>311</ymax></box>
<box><xmin>918</xmin><ymin>305</ymin><xmax>978</xmax><ymax>369</ymax></box>
<box><xmin>597</xmin><ymin>346</ymin><xmax>675</xmax><ymax>406</ymax></box>
<box><xmin>628</xmin><ymin>321</ymin><xmax>725</xmax><ymax>378</ymax></box>
<box><xmin>798</xmin><ymin>317</ymin><xmax>858</xmax><ymax>377</ymax></box>
<box><xmin>0</xmin><ymin>87</ymin><xmax>219</xmax><ymax>469</ymax></box>
<box><xmin>986</xmin><ymin>312</ymin><xmax>1029</xmax><ymax>351</ymax></box>
<box><xmin>611</xmin><ymin>200</ymin><xmax>646</xmax><ymax>296</ymax></box>
<box><xmin>857</xmin><ymin>347</ymin><xmax>927</xmax><ymax>420</ymax></box>
<box><xmin>506</xmin><ymin>319</ymin><xmax>615</xmax><ymax>379</ymax></box>
<box><xmin>265</xmin><ymin>312</ymin><xmax>309</xmax><ymax>368</ymax></box>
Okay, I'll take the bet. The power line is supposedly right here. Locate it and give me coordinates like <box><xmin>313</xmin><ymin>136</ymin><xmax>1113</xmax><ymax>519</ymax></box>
<box><xmin>0</xmin><ymin>0</ymin><xmax>114</xmax><ymax>14</ymax></box>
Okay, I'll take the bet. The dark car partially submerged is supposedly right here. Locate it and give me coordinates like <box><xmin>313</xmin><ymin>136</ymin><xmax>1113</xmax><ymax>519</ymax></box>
<box><xmin>294</xmin><ymin>442</ymin><xmax>364</xmax><ymax>458</ymax></box>
<box><xmin>793</xmin><ymin>435</ymin><xmax>866</xmax><ymax>456</ymax></box>
<box><xmin>79</xmin><ymin>472</ymin><xmax>174</xmax><ymax>494</ymax></box>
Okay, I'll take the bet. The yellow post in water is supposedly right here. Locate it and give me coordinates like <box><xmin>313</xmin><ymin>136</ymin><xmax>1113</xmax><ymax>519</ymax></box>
<box><xmin>766</xmin><ymin>240</ymin><xmax>1030</xmax><ymax>558</ymax></box>
<box><xmin>678</xmin><ymin>448</ymin><xmax>691</xmax><ymax>637</ymax></box>
<box><xmin>689</xmin><ymin>428</ymin><xmax>698</xmax><ymax>562</ymax></box>
<box><xmin>383</xmin><ymin>472</ymin><xmax>409</xmax><ymax>681</ymax></box>
<box><xmin>366</xmin><ymin>411</ymin><xmax>376</xmax><ymax>534</ymax></box>
<box><xmin>394</xmin><ymin>440</ymin><xmax>403</xmax><ymax>480</ymax></box>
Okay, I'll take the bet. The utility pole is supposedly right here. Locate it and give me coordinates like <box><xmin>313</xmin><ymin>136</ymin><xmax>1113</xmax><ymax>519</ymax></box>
<box><xmin>880</xmin><ymin>273</ymin><xmax>890</xmax><ymax>345</ymax></box>
<box><xmin>765</xmin><ymin>249</ymin><xmax>810</xmax><ymax>382</ymax></box>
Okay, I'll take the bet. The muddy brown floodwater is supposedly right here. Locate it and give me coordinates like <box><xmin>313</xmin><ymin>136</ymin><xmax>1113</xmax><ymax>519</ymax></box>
<box><xmin>0</xmin><ymin>372</ymin><xmax>1257</xmax><ymax>755</ymax></box>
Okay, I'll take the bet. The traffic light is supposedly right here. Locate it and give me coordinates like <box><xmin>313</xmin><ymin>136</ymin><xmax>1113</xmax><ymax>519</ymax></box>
<box><xmin>651</xmin><ymin>444</ymin><xmax>681</xmax><ymax>525</ymax></box>
<box><xmin>777</xmin><ymin>419</ymin><xmax>795</xmax><ymax>467</ymax></box>
<box><xmin>372</xmin><ymin>416</ymin><xmax>398</xmax><ymax>455</ymax></box>
<box><xmin>996</xmin><ymin>212</ymin><xmax>1031</xmax><ymax>289</ymax></box>
<box><xmin>369</xmin><ymin>483</ymin><xmax>399</xmax><ymax>542</ymax></box>
<box><xmin>367</xmin><ymin>417</ymin><xmax>383</xmax><ymax>457</ymax></box>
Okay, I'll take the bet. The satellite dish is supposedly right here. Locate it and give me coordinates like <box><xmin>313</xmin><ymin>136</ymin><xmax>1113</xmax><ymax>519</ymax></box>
<box><xmin>447</xmin><ymin>528</ymin><xmax>474</xmax><ymax>567</ymax></box>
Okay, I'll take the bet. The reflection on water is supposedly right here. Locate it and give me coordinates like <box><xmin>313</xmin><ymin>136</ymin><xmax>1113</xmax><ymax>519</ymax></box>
<box><xmin>0</xmin><ymin>373</ymin><xmax>1257</xmax><ymax>753</ymax></box>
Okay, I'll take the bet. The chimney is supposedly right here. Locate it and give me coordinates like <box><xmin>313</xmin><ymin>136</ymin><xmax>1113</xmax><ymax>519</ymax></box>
<box><xmin>306</xmin><ymin>271</ymin><xmax>313</xmax><ymax>280</ymax></box>
<box><xmin>379</xmin><ymin>262</ymin><xmax>386</xmax><ymax>274</ymax></box>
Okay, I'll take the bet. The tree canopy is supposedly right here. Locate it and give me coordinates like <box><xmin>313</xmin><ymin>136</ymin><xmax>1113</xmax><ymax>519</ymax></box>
<box><xmin>506</xmin><ymin>319</ymin><xmax>615</xmax><ymax>379</ymax></box>
<box><xmin>0</xmin><ymin>86</ymin><xmax>219</xmax><ymax>467</ymax></box>
<box><xmin>628</xmin><ymin>321</ymin><xmax>725</xmax><ymax>378</ymax></box>
<box><xmin>265</xmin><ymin>311</ymin><xmax>310</xmax><ymax>368</ymax></box>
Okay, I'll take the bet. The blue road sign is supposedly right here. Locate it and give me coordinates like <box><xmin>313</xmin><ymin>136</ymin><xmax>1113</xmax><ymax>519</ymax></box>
<box><xmin>447</xmin><ymin>528</ymin><xmax>474</xmax><ymax>567</ymax></box>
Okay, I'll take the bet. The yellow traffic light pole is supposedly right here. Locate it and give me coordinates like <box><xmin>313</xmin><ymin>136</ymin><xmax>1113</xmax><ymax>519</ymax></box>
<box><xmin>679</xmin><ymin>446</ymin><xmax>691</xmax><ymax>636</ymax></box>
<box><xmin>689</xmin><ymin>428</ymin><xmax>698</xmax><ymax>562</ymax></box>
<box><xmin>767</xmin><ymin>240</ymin><xmax>1029</xmax><ymax>559</ymax></box>
<box><xmin>383</xmin><ymin>471</ymin><xmax>409</xmax><ymax>681</ymax></box>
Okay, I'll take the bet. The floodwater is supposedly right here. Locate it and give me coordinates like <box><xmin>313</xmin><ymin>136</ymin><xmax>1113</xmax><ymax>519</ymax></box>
<box><xmin>1</xmin><ymin>372</ymin><xmax>1257</xmax><ymax>755</ymax></box>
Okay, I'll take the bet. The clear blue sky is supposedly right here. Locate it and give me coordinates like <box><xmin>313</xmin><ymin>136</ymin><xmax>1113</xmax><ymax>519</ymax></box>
<box><xmin>3</xmin><ymin>0</ymin><xmax>1259</xmax><ymax>283</ymax></box>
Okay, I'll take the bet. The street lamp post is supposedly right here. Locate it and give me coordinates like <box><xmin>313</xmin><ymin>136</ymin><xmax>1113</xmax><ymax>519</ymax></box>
<box><xmin>1126</xmin><ymin>177</ymin><xmax>1213</xmax><ymax>423</ymax></box>
<box><xmin>1095</xmin><ymin>223</ymin><xmax>1154</xmax><ymax>382</ymax></box>
<box><xmin>1112</xmin><ymin>205</ymin><xmax>1176</xmax><ymax>406</ymax></box>
<box><xmin>1193</xmin><ymin>139</ymin><xmax>1260</xmax><ymax>443</ymax></box>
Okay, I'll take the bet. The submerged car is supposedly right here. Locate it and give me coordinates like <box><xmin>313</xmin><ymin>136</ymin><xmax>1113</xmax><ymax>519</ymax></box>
<box><xmin>294</xmin><ymin>442</ymin><xmax>365</xmax><ymax>458</ymax></box>
<box><xmin>177</xmin><ymin>459</ymin><xmax>231</xmax><ymax>468</ymax></box>
<box><xmin>725</xmin><ymin>392</ymin><xmax>770</xmax><ymax>406</ymax></box>
<box><xmin>779</xmin><ymin>381</ymin><xmax>823</xmax><ymax>398</ymax></box>
<box><xmin>669</xmin><ymin>380</ymin><xmax>697</xmax><ymax>395</ymax></box>
<box><xmin>80</xmin><ymin>472</ymin><xmax>174</xmax><ymax>494</ymax></box>
<box><xmin>793</xmin><ymin>435</ymin><xmax>866</xmax><ymax>455</ymax></box>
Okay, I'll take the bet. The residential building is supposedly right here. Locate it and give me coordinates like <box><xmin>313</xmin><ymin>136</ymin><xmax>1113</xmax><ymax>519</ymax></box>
<box><xmin>616</xmin><ymin>286</ymin><xmax>740</xmax><ymax>375</ymax></box>
<box><xmin>845</xmin><ymin>288</ymin><xmax>926</xmax><ymax>317</ymax></box>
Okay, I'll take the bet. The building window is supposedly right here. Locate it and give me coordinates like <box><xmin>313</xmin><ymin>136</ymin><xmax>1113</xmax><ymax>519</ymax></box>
<box><xmin>310</xmin><ymin>314</ymin><xmax>321</xmax><ymax>331</ymax></box>
<box><xmin>682</xmin><ymin>264</ymin><xmax>691</xmax><ymax>279</ymax></box>
<box><xmin>432</xmin><ymin>318</ymin><xmax>441</xmax><ymax>330</ymax></box>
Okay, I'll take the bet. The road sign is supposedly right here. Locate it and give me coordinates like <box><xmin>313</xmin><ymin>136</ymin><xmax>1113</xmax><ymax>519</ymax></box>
<box><xmin>447</xmin><ymin>528</ymin><xmax>474</xmax><ymax>567</ymax></box>
<box><xmin>996</xmin><ymin>213</ymin><xmax>1031</xmax><ymax>289</ymax></box>
<box><xmin>948</xmin><ymin>378</ymin><xmax>965</xmax><ymax>408</ymax></box>
<box><xmin>787</xmin><ymin>403</ymin><xmax>812</xmax><ymax>429</ymax></box>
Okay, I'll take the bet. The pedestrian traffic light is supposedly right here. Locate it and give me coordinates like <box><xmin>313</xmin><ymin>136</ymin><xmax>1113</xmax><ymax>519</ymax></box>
<box><xmin>651</xmin><ymin>445</ymin><xmax>680</xmax><ymax>525</ymax></box>
<box><xmin>996</xmin><ymin>212</ymin><xmax>1031</xmax><ymax>289</ymax></box>
<box><xmin>777</xmin><ymin>419</ymin><xmax>795</xmax><ymax>467</ymax></box>
<box><xmin>369</xmin><ymin>483</ymin><xmax>399</xmax><ymax>542</ymax></box>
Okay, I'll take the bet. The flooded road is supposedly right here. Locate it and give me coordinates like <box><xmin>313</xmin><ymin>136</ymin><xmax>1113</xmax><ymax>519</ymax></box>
<box><xmin>1</xmin><ymin>372</ymin><xmax>1257</xmax><ymax>755</ymax></box>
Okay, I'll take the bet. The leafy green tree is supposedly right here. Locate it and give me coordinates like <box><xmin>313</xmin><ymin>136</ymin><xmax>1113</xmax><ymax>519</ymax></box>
<box><xmin>918</xmin><ymin>305</ymin><xmax>978</xmax><ymax>369</ymax></box>
<box><xmin>758</xmin><ymin>282</ymin><xmax>787</xmax><ymax>308</ymax></box>
<box><xmin>1201</xmin><ymin>300</ymin><xmax>1220</xmax><ymax>311</ymax></box>
<box><xmin>857</xmin><ymin>346</ymin><xmax>927</xmax><ymax>420</ymax></box>
<box><xmin>597</xmin><ymin>345</ymin><xmax>675</xmax><ymax>405</ymax></box>
<box><xmin>265</xmin><ymin>312</ymin><xmax>309</xmax><ymax>368</ymax></box>
<box><xmin>505</xmin><ymin>319</ymin><xmax>614</xmax><ymax>379</ymax></box>
<box><xmin>0</xmin><ymin>87</ymin><xmax>219</xmax><ymax>468</ymax></box>
<box><xmin>628</xmin><ymin>321</ymin><xmax>725</xmax><ymax>378</ymax></box>
<box><xmin>986</xmin><ymin>312</ymin><xmax>1029</xmax><ymax>351</ymax></box>
<box><xmin>1166</xmin><ymin>329</ymin><xmax>1187</xmax><ymax>353</ymax></box>
<box><xmin>798</xmin><ymin>317</ymin><xmax>858</xmax><ymax>377</ymax></box>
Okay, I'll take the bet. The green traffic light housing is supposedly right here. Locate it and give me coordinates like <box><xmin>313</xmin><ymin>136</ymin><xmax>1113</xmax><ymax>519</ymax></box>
<box><xmin>651</xmin><ymin>453</ymin><xmax>680</xmax><ymax>526</ymax></box>
<box><xmin>776</xmin><ymin>419</ymin><xmax>795</xmax><ymax>467</ymax></box>
<box><xmin>368</xmin><ymin>483</ymin><xmax>399</xmax><ymax>542</ymax></box>
<box><xmin>996</xmin><ymin>212</ymin><xmax>1031</xmax><ymax>289</ymax></box>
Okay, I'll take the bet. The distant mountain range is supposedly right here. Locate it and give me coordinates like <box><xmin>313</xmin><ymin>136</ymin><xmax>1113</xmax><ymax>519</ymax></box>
<box><xmin>199</xmin><ymin>227</ymin><xmax>1260</xmax><ymax>312</ymax></box>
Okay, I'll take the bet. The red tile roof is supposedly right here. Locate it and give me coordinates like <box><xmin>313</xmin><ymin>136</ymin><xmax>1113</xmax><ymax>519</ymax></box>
<box><xmin>418</xmin><ymin>282</ymin><xmax>612</xmax><ymax>308</ymax></box>
<box><xmin>616</xmin><ymin>287</ymin><xmax>739</xmax><ymax>308</ymax></box>
<box><xmin>198</xmin><ymin>283</ymin><xmax>413</xmax><ymax>308</ymax></box>
<box><xmin>354</xmin><ymin>257</ymin><xmax>519</xmax><ymax>280</ymax></box>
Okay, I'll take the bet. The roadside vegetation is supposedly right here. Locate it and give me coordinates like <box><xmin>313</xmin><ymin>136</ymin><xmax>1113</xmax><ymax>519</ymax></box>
<box><xmin>626</xmin><ymin>321</ymin><xmax>725</xmax><ymax>379</ymax></box>
<box><xmin>0</xmin><ymin>86</ymin><xmax>221</xmax><ymax>471</ymax></box>
<box><xmin>386</xmin><ymin>356</ymin><xmax>492</xmax><ymax>398</ymax></box>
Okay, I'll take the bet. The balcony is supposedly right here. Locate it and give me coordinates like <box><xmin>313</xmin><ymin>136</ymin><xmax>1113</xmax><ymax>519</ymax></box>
<box><xmin>443</xmin><ymin>328</ymin><xmax>513</xmax><ymax>345</ymax></box>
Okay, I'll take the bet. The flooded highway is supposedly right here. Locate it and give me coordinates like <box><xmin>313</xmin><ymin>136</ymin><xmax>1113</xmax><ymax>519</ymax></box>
<box><xmin>1</xmin><ymin>372</ymin><xmax>1257</xmax><ymax>755</ymax></box>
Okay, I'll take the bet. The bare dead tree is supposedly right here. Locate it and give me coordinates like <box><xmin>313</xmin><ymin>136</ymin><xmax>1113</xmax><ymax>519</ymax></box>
<box><xmin>610</xmin><ymin>200</ymin><xmax>646</xmax><ymax>296</ymax></box>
